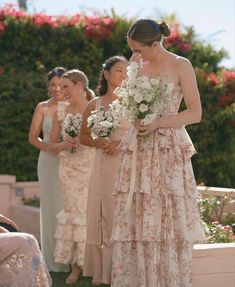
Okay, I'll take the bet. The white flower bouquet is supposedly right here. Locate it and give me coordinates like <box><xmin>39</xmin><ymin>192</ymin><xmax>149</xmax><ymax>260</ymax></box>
<box><xmin>63</xmin><ymin>113</ymin><xmax>82</xmax><ymax>153</ymax></box>
<box><xmin>87</xmin><ymin>106</ymin><xmax>117</xmax><ymax>139</ymax></box>
<box><xmin>113</xmin><ymin>61</ymin><xmax>174</xmax><ymax>125</ymax></box>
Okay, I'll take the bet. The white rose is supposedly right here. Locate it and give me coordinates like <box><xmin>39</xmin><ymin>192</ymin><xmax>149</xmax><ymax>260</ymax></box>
<box><xmin>134</xmin><ymin>93</ymin><xmax>144</xmax><ymax>103</ymax></box>
<box><xmin>142</xmin><ymin>78</ymin><xmax>151</xmax><ymax>90</ymax></box>
<box><xmin>138</xmin><ymin>103</ymin><xmax>148</xmax><ymax>113</ymax></box>
<box><xmin>150</xmin><ymin>78</ymin><xmax>160</xmax><ymax>86</ymax></box>
<box><xmin>143</xmin><ymin>93</ymin><xmax>153</xmax><ymax>103</ymax></box>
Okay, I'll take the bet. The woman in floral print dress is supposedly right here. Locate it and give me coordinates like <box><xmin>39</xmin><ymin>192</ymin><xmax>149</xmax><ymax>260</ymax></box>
<box><xmin>50</xmin><ymin>69</ymin><xmax>94</xmax><ymax>285</ymax></box>
<box><xmin>0</xmin><ymin>214</ymin><xmax>51</xmax><ymax>287</ymax></box>
<box><xmin>111</xmin><ymin>19</ymin><xmax>205</xmax><ymax>287</ymax></box>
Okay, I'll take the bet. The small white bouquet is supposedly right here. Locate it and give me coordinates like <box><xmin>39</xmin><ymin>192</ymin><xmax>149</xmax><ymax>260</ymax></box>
<box><xmin>87</xmin><ymin>106</ymin><xmax>117</xmax><ymax>139</ymax></box>
<box><xmin>63</xmin><ymin>113</ymin><xmax>82</xmax><ymax>153</ymax></box>
<box><xmin>113</xmin><ymin>61</ymin><xmax>174</xmax><ymax>126</ymax></box>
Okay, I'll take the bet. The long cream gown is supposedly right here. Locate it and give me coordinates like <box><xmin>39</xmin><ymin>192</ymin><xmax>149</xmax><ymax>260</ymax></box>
<box><xmin>83</xmin><ymin>100</ymin><xmax>128</xmax><ymax>284</ymax></box>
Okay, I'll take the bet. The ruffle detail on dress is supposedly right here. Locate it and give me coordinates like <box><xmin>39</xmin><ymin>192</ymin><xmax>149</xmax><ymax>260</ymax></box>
<box><xmin>114</xmin><ymin>127</ymin><xmax>198</xmax><ymax>199</ymax></box>
<box><xmin>157</xmin><ymin>127</ymin><xmax>197</xmax><ymax>162</ymax></box>
<box><xmin>111</xmin><ymin>191</ymin><xmax>206</xmax><ymax>243</ymax></box>
<box><xmin>56</xmin><ymin>101</ymin><xmax>69</xmax><ymax>121</ymax></box>
<box><xmin>55</xmin><ymin>209</ymin><xmax>86</xmax><ymax>242</ymax></box>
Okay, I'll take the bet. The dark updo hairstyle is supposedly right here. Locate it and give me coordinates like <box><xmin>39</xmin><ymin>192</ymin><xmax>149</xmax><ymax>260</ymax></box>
<box><xmin>96</xmin><ymin>55</ymin><xmax>128</xmax><ymax>97</ymax></box>
<box><xmin>61</xmin><ymin>69</ymin><xmax>95</xmax><ymax>101</ymax></box>
<box><xmin>48</xmin><ymin>66</ymin><xmax>67</xmax><ymax>81</ymax></box>
<box><xmin>127</xmin><ymin>19</ymin><xmax>171</xmax><ymax>46</ymax></box>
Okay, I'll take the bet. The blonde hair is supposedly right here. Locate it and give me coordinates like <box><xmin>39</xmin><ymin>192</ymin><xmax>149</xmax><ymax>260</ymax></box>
<box><xmin>62</xmin><ymin>69</ymin><xmax>95</xmax><ymax>101</ymax></box>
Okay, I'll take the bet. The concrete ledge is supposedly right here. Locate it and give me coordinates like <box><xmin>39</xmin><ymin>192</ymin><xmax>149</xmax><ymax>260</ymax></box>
<box><xmin>0</xmin><ymin>175</ymin><xmax>16</xmax><ymax>184</ymax></box>
<box><xmin>9</xmin><ymin>204</ymin><xmax>40</xmax><ymax>241</ymax></box>
<box><xmin>193</xmin><ymin>243</ymin><xmax>235</xmax><ymax>287</ymax></box>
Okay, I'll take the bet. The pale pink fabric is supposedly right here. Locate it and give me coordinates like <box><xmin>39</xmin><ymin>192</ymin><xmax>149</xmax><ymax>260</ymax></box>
<box><xmin>0</xmin><ymin>232</ymin><xmax>51</xmax><ymax>287</ymax></box>
<box><xmin>54</xmin><ymin>102</ymin><xmax>94</xmax><ymax>266</ymax></box>
<box><xmin>83</xmin><ymin>99</ymin><xmax>129</xmax><ymax>284</ymax></box>
<box><xmin>111</xmin><ymin>81</ymin><xmax>206</xmax><ymax>287</ymax></box>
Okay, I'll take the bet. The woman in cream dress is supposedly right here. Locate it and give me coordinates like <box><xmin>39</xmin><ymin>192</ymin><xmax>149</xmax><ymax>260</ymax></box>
<box><xmin>28</xmin><ymin>67</ymin><xmax>68</xmax><ymax>272</ymax></box>
<box><xmin>50</xmin><ymin>69</ymin><xmax>95</xmax><ymax>285</ymax></box>
<box><xmin>80</xmin><ymin>56</ymin><xmax>128</xmax><ymax>286</ymax></box>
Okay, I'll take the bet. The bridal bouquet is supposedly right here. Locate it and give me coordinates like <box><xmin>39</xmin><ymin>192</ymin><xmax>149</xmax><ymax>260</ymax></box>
<box><xmin>112</xmin><ymin>61</ymin><xmax>174</xmax><ymax>125</ymax></box>
<box><xmin>87</xmin><ymin>106</ymin><xmax>117</xmax><ymax>139</ymax></box>
<box><xmin>63</xmin><ymin>113</ymin><xmax>82</xmax><ymax>153</ymax></box>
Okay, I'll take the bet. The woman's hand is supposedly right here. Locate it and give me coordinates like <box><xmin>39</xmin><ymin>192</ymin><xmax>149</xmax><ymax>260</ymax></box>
<box><xmin>48</xmin><ymin>141</ymin><xmax>71</xmax><ymax>155</ymax></box>
<box><xmin>134</xmin><ymin>118</ymin><xmax>160</xmax><ymax>134</ymax></box>
<box><xmin>94</xmin><ymin>137</ymin><xmax>111</xmax><ymax>149</ymax></box>
<box><xmin>104</xmin><ymin>141</ymin><xmax>120</xmax><ymax>155</ymax></box>
<box><xmin>0</xmin><ymin>214</ymin><xmax>19</xmax><ymax>231</ymax></box>
<box><xmin>129</xmin><ymin>53</ymin><xmax>143</xmax><ymax>67</ymax></box>
<box><xmin>64</xmin><ymin>135</ymin><xmax>80</xmax><ymax>147</ymax></box>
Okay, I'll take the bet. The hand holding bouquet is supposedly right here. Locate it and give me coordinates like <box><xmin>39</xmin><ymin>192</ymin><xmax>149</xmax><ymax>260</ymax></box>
<box><xmin>87</xmin><ymin>106</ymin><xmax>117</xmax><ymax>139</ymax></box>
<box><xmin>63</xmin><ymin>113</ymin><xmax>82</xmax><ymax>153</ymax></box>
<box><xmin>112</xmin><ymin>60</ymin><xmax>174</xmax><ymax>127</ymax></box>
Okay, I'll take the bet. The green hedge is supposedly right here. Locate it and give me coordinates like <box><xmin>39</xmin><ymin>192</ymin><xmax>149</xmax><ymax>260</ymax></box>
<box><xmin>0</xmin><ymin>6</ymin><xmax>234</xmax><ymax>186</ymax></box>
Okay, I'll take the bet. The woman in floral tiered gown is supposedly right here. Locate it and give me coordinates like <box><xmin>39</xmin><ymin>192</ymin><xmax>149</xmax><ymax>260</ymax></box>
<box><xmin>111</xmin><ymin>19</ymin><xmax>205</xmax><ymax>287</ymax></box>
<box><xmin>80</xmin><ymin>56</ymin><xmax>128</xmax><ymax>286</ymax></box>
<box><xmin>50</xmin><ymin>69</ymin><xmax>94</xmax><ymax>284</ymax></box>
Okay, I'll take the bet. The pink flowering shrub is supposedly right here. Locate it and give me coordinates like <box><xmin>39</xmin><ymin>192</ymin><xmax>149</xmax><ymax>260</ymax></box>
<box><xmin>0</xmin><ymin>4</ymin><xmax>234</xmax><ymax>185</ymax></box>
<box><xmin>199</xmin><ymin>195</ymin><xmax>235</xmax><ymax>243</ymax></box>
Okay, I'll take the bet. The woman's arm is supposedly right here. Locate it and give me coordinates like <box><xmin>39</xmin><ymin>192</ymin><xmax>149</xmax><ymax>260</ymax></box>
<box><xmin>28</xmin><ymin>103</ymin><xmax>50</xmax><ymax>152</ymax></box>
<box><xmin>139</xmin><ymin>58</ymin><xmax>202</xmax><ymax>133</ymax></box>
<box><xmin>0</xmin><ymin>214</ymin><xmax>19</xmax><ymax>231</ymax></box>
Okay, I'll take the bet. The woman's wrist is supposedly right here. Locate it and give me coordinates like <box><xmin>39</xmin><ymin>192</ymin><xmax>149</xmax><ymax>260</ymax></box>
<box><xmin>45</xmin><ymin>144</ymin><xmax>50</xmax><ymax>153</ymax></box>
<box><xmin>155</xmin><ymin>117</ymin><xmax>162</xmax><ymax>129</ymax></box>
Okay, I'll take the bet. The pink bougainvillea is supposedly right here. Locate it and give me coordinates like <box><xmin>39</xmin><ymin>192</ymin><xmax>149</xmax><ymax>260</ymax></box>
<box><xmin>164</xmin><ymin>21</ymin><xmax>192</xmax><ymax>53</ymax></box>
<box><xmin>0</xmin><ymin>4</ymin><xmax>116</xmax><ymax>40</ymax></box>
<box><xmin>206</xmin><ymin>72</ymin><xmax>220</xmax><ymax>86</ymax></box>
<box><xmin>83</xmin><ymin>16</ymin><xmax>116</xmax><ymax>40</ymax></box>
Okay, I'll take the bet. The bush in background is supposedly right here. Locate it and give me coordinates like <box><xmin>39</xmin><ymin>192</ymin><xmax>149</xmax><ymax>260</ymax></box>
<box><xmin>0</xmin><ymin>5</ymin><xmax>234</xmax><ymax>186</ymax></box>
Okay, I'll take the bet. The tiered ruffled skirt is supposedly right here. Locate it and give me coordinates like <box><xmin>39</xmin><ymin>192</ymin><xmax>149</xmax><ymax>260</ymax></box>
<box><xmin>54</xmin><ymin>147</ymin><xmax>94</xmax><ymax>266</ymax></box>
<box><xmin>111</xmin><ymin>127</ymin><xmax>206</xmax><ymax>287</ymax></box>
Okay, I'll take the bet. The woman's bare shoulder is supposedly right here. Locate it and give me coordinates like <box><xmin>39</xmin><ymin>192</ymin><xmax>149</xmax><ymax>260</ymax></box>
<box><xmin>85</xmin><ymin>97</ymin><xmax>99</xmax><ymax>111</ymax></box>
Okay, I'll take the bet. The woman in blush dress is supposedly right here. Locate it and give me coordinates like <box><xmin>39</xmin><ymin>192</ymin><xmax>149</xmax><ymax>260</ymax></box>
<box><xmin>110</xmin><ymin>19</ymin><xmax>206</xmax><ymax>287</ymax></box>
<box><xmin>80</xmin><ymin>56</ymin><xmax>128</xmax><ymax>286</ymax></box>
<box><xmin>50</xmin><ymin>69</ymin><xmax>95</xmax><ymax>285</ymax></box>
<box><xmin>28</xmin><ymin>66</ymin><xmax>68</xmax><ymax>272</ymax></box>
<box><xmin>0</xmin><ymin>213</ymin><xmax>52</xmax><ymax>287</ymax></box>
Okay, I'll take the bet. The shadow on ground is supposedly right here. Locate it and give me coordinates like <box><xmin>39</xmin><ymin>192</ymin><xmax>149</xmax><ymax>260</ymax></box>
<box><xmin>50</xmin><ymin>272</ymin><xmax>110</xmax><ymax>287</ymax></box>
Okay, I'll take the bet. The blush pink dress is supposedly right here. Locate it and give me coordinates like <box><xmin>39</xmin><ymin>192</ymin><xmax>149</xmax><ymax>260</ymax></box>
<box><xmin>111</xmin><ymin>78</ymin><xmax>205</xmax><ymax>287</ymax></box>
<box><xmin>83</xmin><ymin>99</ymin><xmax>128</xmax><ymax>284</ymax></box>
